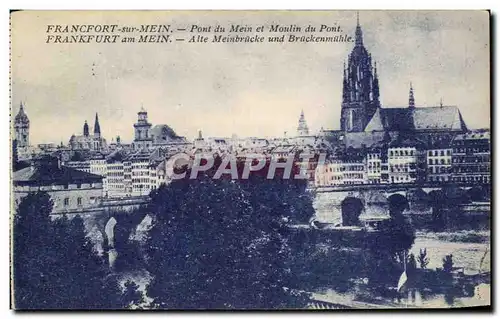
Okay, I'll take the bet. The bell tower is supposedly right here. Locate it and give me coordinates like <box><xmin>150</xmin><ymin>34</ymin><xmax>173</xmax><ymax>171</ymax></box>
<box><xmin>133</xmin><ymin>106</ymin><xmax>153</xmax><ymax>150</ymax></box>
<box><xmin>340</xmin><ymin>12</ymin><xmax>380</xmax><ymax>132</ymax></box>
<box><xmin>14</xmin><ymin>101</ymin><xmax>30</xmax><ymax>148</ymax></box>
<box><xmin>297</xmin><ymin>110</ymin><xmax>310</xmax><ymax>136</ymax></box>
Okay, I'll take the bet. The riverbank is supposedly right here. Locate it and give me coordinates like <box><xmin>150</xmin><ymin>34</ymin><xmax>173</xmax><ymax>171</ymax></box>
<box><xmin>416</xmin><ymin>230</ymin><xmax>490</xmax><ymax>244</ymax></box>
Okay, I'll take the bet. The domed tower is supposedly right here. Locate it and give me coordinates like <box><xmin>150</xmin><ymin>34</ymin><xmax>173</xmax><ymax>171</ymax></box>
<box><xmin>340</xmin><ymin>12</ymin><xmax>380</xmax><ymax>132</ymax></box>
<box><xmin>14</xmin><ymin>101</ymin><xmax>30</xmax><ymax>148</ymax></box>
<box><xmin>133</xmin><ymin>106</ymin><xmax>153</xmax><ymax>150</ymax></box>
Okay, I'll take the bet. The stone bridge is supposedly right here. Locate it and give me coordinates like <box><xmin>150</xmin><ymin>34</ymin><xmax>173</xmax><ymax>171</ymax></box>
<box><xmin>313</xmin><ymin>183</ymin><xmax>482</xmax><ymax>225</ymax></box>
<box><xmin>50</xmin><ymin>196</ymin><xmax>152</xmax><ymax>270</ymax></box>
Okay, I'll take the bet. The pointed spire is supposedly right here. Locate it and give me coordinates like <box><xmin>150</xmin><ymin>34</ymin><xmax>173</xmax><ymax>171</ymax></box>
<box><xmin>409</xmin><ymin>82</ymin><xmax>415</xmax><ymax>109</ymax></box>
<box><xmin>297</xmin><ymin>110</ymin><xmax>309</xmax><ymax>136</ymax></box>
<box><xmin>83</xmin><ymin>120</ymin><xmax>89</xmax><ymax>137</ymax></box>
<box><xmin>355</xmin><ymin>11</ymin><xmax>364</xmax><ymax>46</ymax></box>
<box><xmin>94</xmin><ymin>112</ymin><xmax>101</xmax><ymax>136</ymax></box>
<box><xmin>15</xmin><ymin>101</ymin><xmax>29</xmax><ymax>124</ymax></box>
<box><xmin>440</xmin><ymin>98</ymin><xmax>443</xmax><ymax>108</ymax></box>
<box><xmin>342</xmin><ymin>60</ymin><xmax>350</xmax><ymax>103</ymax></box>
<box><xmin>372</xmin><ymin>61</ymin><xmax>380</xmax><ymax>104</ymax></box>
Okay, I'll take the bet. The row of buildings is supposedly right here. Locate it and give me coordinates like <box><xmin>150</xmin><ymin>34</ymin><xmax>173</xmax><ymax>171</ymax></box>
<box><xmin>12</xmin><ymin>14</ymin><xmax>491</xmax><ymax>214</ymax></box>
<box><xmin>315</xmin><ymin>130</ymin><xmax>490</xmax><ymax>187</ymax></box>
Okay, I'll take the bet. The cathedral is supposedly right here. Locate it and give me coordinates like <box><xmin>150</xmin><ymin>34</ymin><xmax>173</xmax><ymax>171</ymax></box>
<box><xmin>332</xmin><ymin>14</ymin><xmax>467</xmax><ymax>149</ymax></box>
<box><xmin>69</xmin><ymin>113</ymin><xmax>108</xmax><ymax>151</ymax></box>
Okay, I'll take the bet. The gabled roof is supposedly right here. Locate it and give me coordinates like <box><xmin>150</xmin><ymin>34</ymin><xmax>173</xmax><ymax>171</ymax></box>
<box><xmin>364</xmin><ymin>106</ymin><xmax>467</xmax><ymax>132</ymax></box>
<box><xmin>343</xmin><ymin>131</ymin><xmax>399</xmax><ymax>149</ymax></box>
<box><xmin>13</xmin><ymin>165</ymin><xmax>102</xmax><ymax>186</ymax></box>
<box><xmin>413</xmin><ymin>106</ymin><xmax>467</xmax><ymax>131</ymax></box>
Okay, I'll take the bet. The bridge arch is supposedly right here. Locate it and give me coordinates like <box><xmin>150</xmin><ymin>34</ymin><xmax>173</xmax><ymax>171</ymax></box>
<box><xmin>104</xmin><ymin>216</ymin><xmax>118</xmax><ymax>248</ymax></box>
<box><xmin>387</xmin><ymin>193</ymin><xmax>409</xmax><ymax>217</ymax></box>
<box><xmin>341</xmin><ymin>197</ymin><xmax>364</xmax><ymax>226</ymax></box>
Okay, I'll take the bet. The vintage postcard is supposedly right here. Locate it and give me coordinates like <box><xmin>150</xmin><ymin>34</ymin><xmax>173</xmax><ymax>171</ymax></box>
<box><xmin>10</xmin><ymin>10</ymin><xmax>491</xmax><ymax>310</ymax></box>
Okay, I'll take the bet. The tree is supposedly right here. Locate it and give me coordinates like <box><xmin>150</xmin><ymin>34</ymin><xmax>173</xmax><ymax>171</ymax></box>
<box><xmin>119</xmin><ymin>281</ymin><xmax>144</xmax><ymax>309</ymax></box>
<box><xmin>442</xmin><ymin>254</ymin><xmax>454</xmax><ymax>273</ymax></box>
<box><xmin>365</xmin><ymin>194</ymin><xmax>416</xmax><ymax>287</ymax></box>
<box><xmin>417</xmin><ymin>248</ymin><xmax>429</xmax><ymax>269</ymax></box>
<box><xmin>13</xmin><ymin>192</ymin><xmax>125</xmax><ymax>309</ymax></box>
<box><xmin>145</xmin><ymin>165</ymin><xmax>311</xmax><ymax>309</ymax></box>
<box><xmin>428</xmin><ymin>190</ymin><xmax>446</xmax><ymax>231</ymax></box>
<box><xmin>407</xmin><ymin>253</ymin><xmax>417</xmax><ymax>272</ymax></box>
<box><xmin>12</xmin><ymin>139</ymin><xmax>18</xmax><ymax>171</ymax></box>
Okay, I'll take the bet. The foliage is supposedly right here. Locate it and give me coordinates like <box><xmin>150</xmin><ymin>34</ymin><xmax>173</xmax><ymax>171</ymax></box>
<box><xmin>417</xmin><ymin>248</ymin><xmax>429</xmax><ymax>269</ymax></box>
<box><xmin>13</xmin><ymin>192</ymin><xmax>129</xmax><ymax>309</ymax></box>
<box><xmin>442</xmin><ymin>254</ymin><xmax>453</xmax><ymax>273</ymax></box>
<box><xmin>120</xmin><ymin>280</ymin><xmax>144</xmax><ymax>309</ymax></box>
<box><xmin>436</xmin><ymin>231</ymin><xmax>488</xmax><ymax>243</ymax></box>
<box><xmin>12</xmin><ymin>139</ymin><xmax>18</xmax><ymax>171</ymax></box>
<box><xmin>407</xmin><ymin>253</ymin><xmax>417</xmax><ymax>272</ymax></box>
<box><xmin>144</xmin><ymin>161</ymin><xmax>312</xmax><ymax>309</ymax></box>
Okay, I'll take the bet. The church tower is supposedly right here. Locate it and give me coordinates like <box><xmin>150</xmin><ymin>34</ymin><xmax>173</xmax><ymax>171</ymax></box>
<box><xmin>408</xmin><ymin>82</ymin><xmax>415</xmax><ymax>109</ymax></box>
<box><xmin>297</xmin><ymin>110</ymin><xmax>310</xmax><ymax>136</ymax></box>
<box><xmin>133</xmin><ymin>106</ymin><xmax>153</xmax><ymax>150</ymax></box>
<box><xmin>83</xmin><ymin>120</ymin><xmax>89</xmax><ymax>137</ymax></box>
<box><xmin>340</xmin><ymin>13</ymin><xmax>380</xmax><ymax>132</ymax></box>
<box><xmin>14</xmin><ymin>101</ymin><xmax>30</xmax><ymax>148</ymax></box>
<box><xmin>94</xmin><ymin>113</ymin><xmax>101</xmax><ymax>138</ymax></box>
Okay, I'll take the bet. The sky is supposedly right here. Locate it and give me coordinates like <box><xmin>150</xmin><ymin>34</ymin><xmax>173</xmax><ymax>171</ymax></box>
<box><xmin>11</xmin><ymin>10</ymin><xmax>490</xmax><ymax>145</ymax></box>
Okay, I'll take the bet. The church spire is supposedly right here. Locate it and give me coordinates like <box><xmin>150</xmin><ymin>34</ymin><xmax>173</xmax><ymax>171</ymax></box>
<box><xmin>408</xmin><ymin>82</ymin><xmax>415</xmax><ymax>109</ymax></box>
<box><xmin>372</xmin><ymin>61</ymin><xmax>380</xmax><ymax>102</ymax></box>
<box><xmin>94</xmin><ymin>112</ymin><xmax>101</xmax><ymax>137</ymax></box>
<box><xmin>342</xmin><ymin>61</ymin><xmax>349</xmax><ymax>103</ymax></box>
<box><xmin>297</xmin><ymin>110</ymin><xmax>309</xmax><ymax>136</ymax></box>
<box><xmin>340</xmin><ymin>11</ymin><xmax>379</xmax><ymax>132</ymax></box>
<box><xmin>83</xmin><ymin>120</ymin><xmax>89</xmax><ymax>137</ymax></box>
<box><xmin>355</xmin><ymin>11</ymin><xmax>363</xmax><ymax>46</ymax></box>
<box><xmin>15</xmin><ymin>101</ymin><xmax>29</xmax><ymax>124</ymax></box>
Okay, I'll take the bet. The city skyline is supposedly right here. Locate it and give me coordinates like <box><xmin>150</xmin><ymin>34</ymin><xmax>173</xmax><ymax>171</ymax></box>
<box><xmin>11</xmin><ymin>10</ymin><xmax>490</xmax><ymax>145</ymax></box>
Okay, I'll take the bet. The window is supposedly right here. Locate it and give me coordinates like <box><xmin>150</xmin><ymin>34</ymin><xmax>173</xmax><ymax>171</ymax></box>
<box><xmin>77</xmin><ymin>197</ymin><xmax>82</xmax><ymax>206</ymax></box>
<box><xmin>64</xmin><ymin>198</ymin><xmax>70</xmax><ymax>206</ymax></box>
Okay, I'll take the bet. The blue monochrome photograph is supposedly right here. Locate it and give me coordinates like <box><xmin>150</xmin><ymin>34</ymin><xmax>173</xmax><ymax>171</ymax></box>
<box><xmin>10</xmin><ymin>10</ymin><xmax>491</xmax><ymax>310</ymax></box>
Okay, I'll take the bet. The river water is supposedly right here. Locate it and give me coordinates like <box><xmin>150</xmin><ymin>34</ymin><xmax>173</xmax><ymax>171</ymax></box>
<box><xmin>117</xmin><ymin>192</ymin><xmax>490</xmax><ymax>309</ymax></box>
<box><xmin>411</xmin><ymin>235</ymin><xmax>490</xmax><ymax>275</ymax></box>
